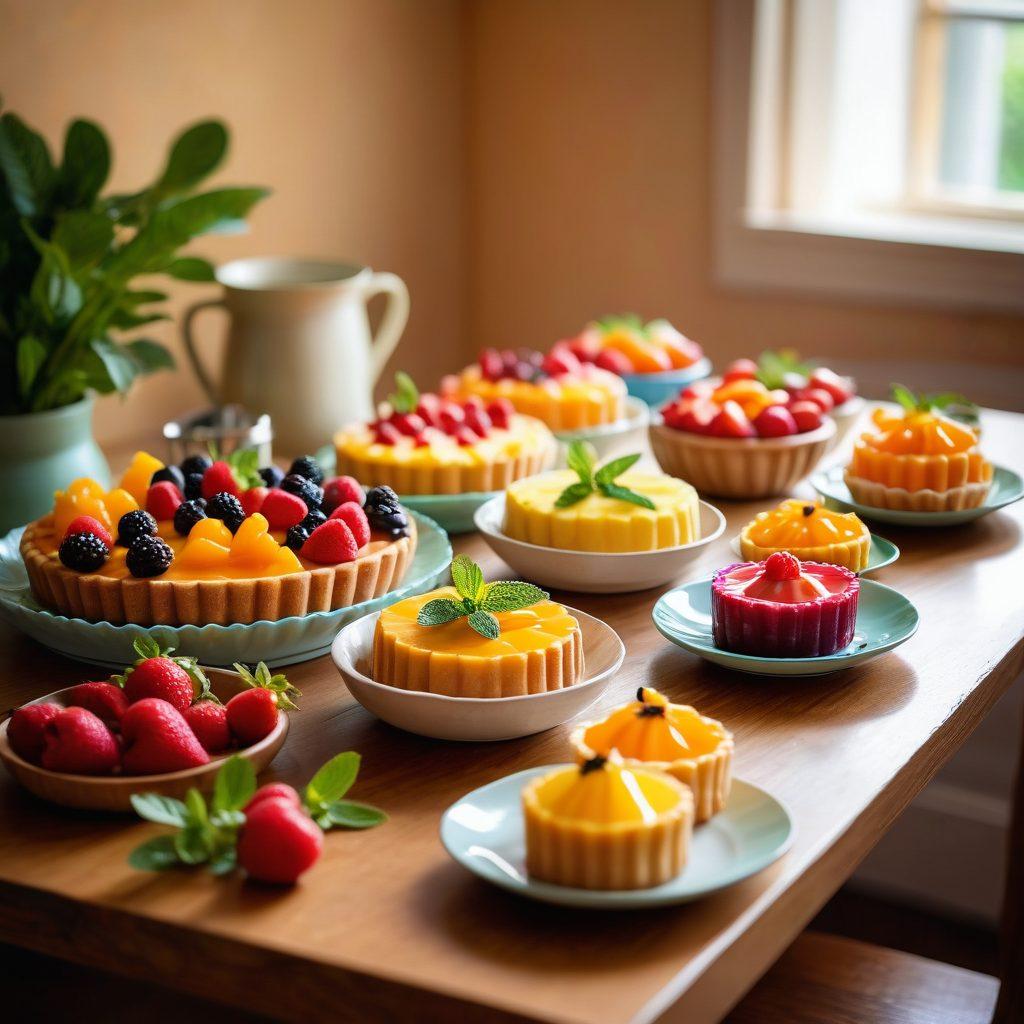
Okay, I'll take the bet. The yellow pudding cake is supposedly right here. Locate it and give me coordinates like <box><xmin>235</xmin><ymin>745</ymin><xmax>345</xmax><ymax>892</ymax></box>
<box><xmin>522</xmin><ymin>752</ymin><xmax>694</xmax><ymax>889</ymax></box>
<box><xmin>740</xmin><ymin>498</ymin><xmax>870</xmax><ymax>572</ymax></box>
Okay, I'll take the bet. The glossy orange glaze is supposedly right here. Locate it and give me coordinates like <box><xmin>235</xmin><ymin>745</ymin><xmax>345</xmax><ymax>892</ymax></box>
<box><xmin>745</xmin><ymin>499</ymin><xmax>866</xmax><ymax>547</ymax></box>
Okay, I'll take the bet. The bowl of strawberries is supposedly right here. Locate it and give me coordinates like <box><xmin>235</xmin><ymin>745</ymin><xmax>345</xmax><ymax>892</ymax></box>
<box><xmin>0</xmin><ymin>639</ymin><xmax>292</xmax><ymax>811</ymax></box>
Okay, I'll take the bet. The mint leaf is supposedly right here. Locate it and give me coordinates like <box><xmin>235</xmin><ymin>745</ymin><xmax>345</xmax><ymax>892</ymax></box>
<box><xmin>388</xmin><ymin>371</ymin><xmax>419</xmax><ymax>414</ymax></box>
<box><xmin>450</xmin><ymin>555</ymin><xmax>485</xmax><ymax>602</ymax></box>
<box><xmin>598</xmin><ymin>482</ymin><xmax>656</xmax><ymax>509</ymax></box>
<box><xmin>467</xmin><ymin>610</ymin><xmax>500</xmax><ymax>640</ymax></box>
<box><xmin>416</xmin><ymin>598</ymin><xmax>465</xmax><ymax>627</ymax></box>
<box><xmin>479</xmin><ymin>581</ymin><xmax>548</xmax><ymax>613</ymax></box>
<box><xmin>566</xmin><ymin>440</ymin><xmax>596</xmax><ymax>484</ymax></box>
<box><xmin>325</xmin><ymin>800</ymin><xmax>388</xmax><ymax>829</ymax></box>
<box><xmin>306</xmin><ymin>751</ymin><xmax>361</xmax><ymax>806</ymax></box>
<box><xmin>130</xmin><ymin>793</ymin><xmax>189</xmax><ymax>827</ymax></box>
<box><xmin>594</xmin><ymin>452</ymin><xmax>641</xmax><ymax>486</ymax></box>
<box><xmin>226</xmin><ymin>448</ymin><xmax>263</xmax><ymax>489</ymax></box>
<box><xmin>891</xmin><ymin>384</ymin><xmax>918</xmax><ymax>412</ymax></box>
<box><xmin>128</xmin><ymin>835</ymin><xmax>180</xmax><ymax>872</ymax></box>
<box><xmin>212</xmin><ymin>755</ymin><xmax>256</xmax><ymax>814</ymax></box>
<box><xmin>554</xmin><ymin>481</ymin><xmax>593</xmax><ymax>508</ymax></box>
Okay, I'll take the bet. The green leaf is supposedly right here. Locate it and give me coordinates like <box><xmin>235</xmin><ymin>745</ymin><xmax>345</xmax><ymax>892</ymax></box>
<box><xmin>449</xmin><ymin>554</ymin><xmax>486</xmax><ymax>602</ymax></box>
<box><xmin>165</xmin><ymin>256</ymin><xmax>216</xmax><ymax>281</ymax></box>
<box><xmin>479</xmin><ymin>581</ymin><xmax>548</xmax><ymax>613</ymax></box>
<box><xmin>90</xmin><ymin>337</ymin><xmax>138</xmax><ymax>394</ymax></box>
<box><xmin>52</xmin><ymin>209</ymin><xmax>114</xmax><ymax>269</ymax></box>
<box><xmin>325</xmin><ymin>800</ymin><xmax>388</xmax><ymax>829</ymax></box>
<box><xmin>467</xmin><ymin>610</ymin><xmax>500</xmax><ymax>640</ymax></box>
<box><xmin>154</xmin><ymin>120</ymin><xmax>228</xmax><ymax>198</ymax></box>
<box><xmin>16</xmin><ymin>335</ymin><xmax>46</xmax><ymax>399</ymax></box>
<box><xmin>232</xmin><ymin>661</ymin><xmax>300</xmax><ymax>710</ymax></box>
<box><xmin>565</xmin><ymin>440</ymin><xmax>596</xmax><ymax>485</ymax></box>
<box><xmin>225</xmin><ymin>447</ymin><xmax>263</xmax><ymax>489</ymax></box>
<box><xmin>305</xmin><ymin>751</ymin><xmax>361</xmax><ymax>806</ymax></box>
<box><xmin>55</xmin><ymin>119</ymin><xmax>110</xmax><ymax>207</ymax></box>
<box><xmin>594</xmin><ymin>452</ymin><xmax>641</xmax><ymax>486</ymax></box>
<box><xmin>416</xmin><ymin>597</ymin><xmax>465</xmax><ymax>627</ymax></box>
<box><xmin>208</xmin><ymin>847</ymin><xmax>237</xmax><ymax>876</ymax></box>
<box><xmin>210</xmin><ymin>809</ymin><xmax>245</xmax><ymax>830</ymax></box>
<box><xmin>125</xmin><ymin>338</ymin><xmax>175</xmax><ymax>374</ymax></box>
<box><xmin>598</xmin><ymin>482</ymin><xmax>656</xmax><ymax>509</ymax></box>
<box><xmin>0</xmin><ymin>112</ymin><xmax>54</xmax><ymax>216</ymax></box>
<box><xmin>128</xmin><ymin>834</ymin><xmax>180</xmax><ymax>872</ymax></box>
<box><xmin>130</xmin><ymin>793</ymin><xmax>189</xmax><ymax>827</ymax></box>
<box><xmin>891</xmin><ymin>384</ymin><xmax>918</xmax><ymax>412</ymax></box>
<box><xmin>212</xmin><ymin>755</ymin><xmax>256</xmax><ymax>814</ymax></box>
<box><xmin>185</xmin><ymin>787</ymin><xmax>209</xmax><ymax>827</ymax></box>
<box><xmin>174</xmin><ymin>824</ymin><xmax>211</xmax><ymax>865</ymax></box>
<box><xmin>388</xmin><ymin>370</ymin><xmax>419</xmax><ymax>413</ymax></box>
<box><xmin>553</xmin><ymin>481</ymin><xmax>593</xmax><ymax>508</ymax></box>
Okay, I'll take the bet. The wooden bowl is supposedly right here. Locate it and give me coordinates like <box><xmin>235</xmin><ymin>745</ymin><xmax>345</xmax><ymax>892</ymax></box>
<box><xmin>0</xmin><ymin>668</ymin><xmax>289</xmax><ymax>812</ymax></box>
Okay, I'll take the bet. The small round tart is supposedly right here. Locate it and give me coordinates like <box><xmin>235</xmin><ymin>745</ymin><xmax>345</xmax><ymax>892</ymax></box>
<box><xmin>740</xmin><ymin>498</ymin><xmax>870</xmax><ymax>572</ymax></box>
<box><xmin>447</xmin><ymin>364</ymin><xmax>627</xmax><ymax>431</ymax></box>
<box><xmin>712</xmin><ymin>552</ymin><xmax>859</xmax><ymax>658</ymax></box>
<box><xmin>503</xmin><ymin>470</ymin><xmax>700</xmax><ymax>552</ymax></box>
<box><xmin>571</xmin><ymin>687</ymin><xmax>732</xmax><ymax>823</ymax></box>
<box><xmin>522</xmin><ymin>752</ymin><xmax>694</xmax><ymax>890</ymax></box>
<box><xmin>335</xmin><ymin>413</ymin><xmax>556</xmax><ymax>495</ymax></box>
<box><xmin>371</xmin><ymin>587</ymin><xmax>583</xmax><ymax>697</ymax></box>
<box><xmin>845</xmin><ymin>407</ymin><xmax>992</xmax><ymax>512</ymax></box>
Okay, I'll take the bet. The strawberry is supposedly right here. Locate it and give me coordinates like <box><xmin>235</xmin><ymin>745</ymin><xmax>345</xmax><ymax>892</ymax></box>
<box><xmin>722</xmin><ymin>358</ymin><xmax>759</xmax><ymax>383</ymax></box>
<box><xmin>454</xmin><ymin>425</ymin><xmax>479</xmax><ymax>447</ymax></box>
<box><xmin>710</xmin><ymin>400</ymin><xmax>755</xmax><ymax>438</ymax></box>
<box><xmin>463</xmin><ymin>404</ymin><xmax>492</xmax><ymax>438</ymax></box>
<box><xmin>42</xmin><ymin>707</ymin><xmax>121</xmax><ymax>775</ymax></box>
<box><xmin>542</xmin><ymin>348</ymin><xmax>582</xmax><ymax>377</ymax></box>
<box><xmin>594</xmin><ymin>348</ymin><xmax>635</xmax><ymax>375</ymax></box>
<box><xmin>371</xmin><ymin>421</ymin><xmax>402</xmax><ymax>446</ymax></box>
<box><xmin>414</xmin><ymin>394</ymin><xmax>442</xmax><ymax>427</ymax></box>
<box><xmin>121</xmin><ymin>698</ymin><xmax>210</xmax><ymax>774</ymax></box>
<box><xmin>797</xmin><ymin>387</ymin><xmax>835</xmax><ymax>413</ymax></box>
<box><xmin>237</xmin><ymin>798</ymin><xmax>324</xmax><ymax>884</ymax></box>
<box><xmin>753</xmin><ymin>405</ymin><xmax>798</xmax><ymax>438</ymax></box>
<box><xmin>226</xmin><ymin>663</ymin><xmax>300</xmax><ymax>745</ymax></box>
<box><xmin>183</xmin><ymin>700</ymin><xmax>231</xmax><ymax>753</ymax></box>
<box><xmin>478</xmin><ymin>347</ymin><xmax>505</xmax><ymax>381</ymax></box>
<box><xmin>124</xmin><ymin>656</ymin><xmax>194</xmax><ymax>713</ymax></box>
<box><xmin>322</xmin><ymin>476</ymin><xmax>365</xmax><ymax>513</ymax></box>
<box><xmin>241</xmin><ymin>486</ymin><xmax>269</xmax><ymax>517</ymax></box>
<box><xmin>300</xmin><ymin>519</ymin><xmax>358</xmax><ymax>565</ymax></box>
<box><xmin>7</xmin><ymin>703</ymin><xmax>61</xmax><ymax>764</ymax></box>
<box><xmin>789</xmin><ymin>399</ymin><xmax>824</xmax><ymax>433</ymax></box>
<box><xmin>64</xmin><ymin>515</ymin><xmax>113</xmax><ymax>549</ymax></box>
<box><xmin>328</xmin><ymin>502</ymin><xmax>371</xmax><ymax>548</ymax></box>
<box><xmin>244</xmin><ymin>782</ymin><xmax>301</xmax><ymax>812</ymax></box>
<box><xmin>261</xmin><ymin>488</ymin><xmax>308</xmax><ymax>530</ymax></box>
<box><xmin>485</xmin><ymin>398</ymin><xmax>515</xmax><ymax>429</ymax></box>
<box><xmin>201</xmin><ymin>460</ymin><xmax>239</xmax><ymax>499</ymax></box>
<box><xmin>809</xmin><ymin>367</ymin><xmax>853</xmax><ymax>405</ymax></box>
<box><xmin>64</xmin><ymin>681</ymin><xmax>130</xmax><ymax>727</ymax></box>
<box><xmin>389</xmin><ymin>412</ymin><xmax>426</xmax><ymax>437</ymax></box>
<box><xmin>146</xmin><ymin>481</ymin><xmax>183</xmax><ymax>521</ymax></box>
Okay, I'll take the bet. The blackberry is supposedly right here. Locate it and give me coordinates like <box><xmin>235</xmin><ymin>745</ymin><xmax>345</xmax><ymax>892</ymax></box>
<box><xmin>299</xmin><ymin>508</ymin><xmax>327</xmax><ymax>532</ymax></box>
<box><xmin>58</xmin><ymin>532</ymin><xmax>110</xmax><ymax>572</ymax></box>
<box><xmin>126</xmin><ymin>536</ymin><xmax>174</xmax><ymax>578</ymax></box>
<box><xmin>173</xmin><ymin>498</ymin><xmax>207</xmax><ymax>537</ymax></box>
<box><xmin>281</xmin><ymin>473</ymin><xmax>323</xmax><ymax>510</ymax></box>
<box><xmin>205</xmin><ymin>492</ymin><xmax>246</xmax><ymax>533</ymax></box>
<box><xmin>365</xmin><ymin>504</ymin><xmax>410</xmax><ymax>539</ymax></box>
<box><xmin>151</xmin><ymin>465</ymin><xmax>185</xmax><ymax>492</ymax></box>
<box><xmin>287</xmin><ymin>455</ymin><xmax>324</xmax><ymax>485</ymax></box>
<box><xmin>183</xmin><ymin>471</ymin><xmax>204</xmax><ymax>501</ymax></box>
<box><xmin>180</xmin><ymin>454</ymin><xmax>212</xmax><ymax>477</ymax></box>
<box><xmin>117</xmin><ymin>509</ymin><xmax>157</xmax><ymax>547</ymax></box>
<box><xmin>364</xmin><ymin>485</ymin><xmax>399</xmax><ymax>511</ymax></box>
<box><xmin>285</xmin><ymin>523</ymin><xmax>312</xmax><ymax>551</ymax></box>
<box><xmin>259</xmin><ymin>465</ymin><xmax>285</xmax><ymax>489</ymax></box>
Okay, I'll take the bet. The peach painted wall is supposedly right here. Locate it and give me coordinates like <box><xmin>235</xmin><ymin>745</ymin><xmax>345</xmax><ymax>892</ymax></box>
<box><xmin>0</xmin><ymin>0</ymin><xmax>465</xmax><ymax>447</ymax></box>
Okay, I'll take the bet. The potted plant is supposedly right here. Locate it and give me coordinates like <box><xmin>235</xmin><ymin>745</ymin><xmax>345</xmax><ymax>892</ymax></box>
<box><xmin>0</xmin><ymin>100</ymin><xmax>268</xmax><ymax>532</ymax></box>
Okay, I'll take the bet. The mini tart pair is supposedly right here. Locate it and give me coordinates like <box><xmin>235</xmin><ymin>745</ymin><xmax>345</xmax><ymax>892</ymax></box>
<box><xmin>571</xmin><ymin>688</ymin><xmax>732</xmax><ymax>823</ymax></box>
<box><xmin>740</xmin><ymin>498</ymin><xmax>870</xmax><ymax>572</ymax></box>
<box><xmin>371</xmin><ymin>588</ymin><xmax>583</xmax><ymax>697</ymax></box>
<box><xmin>523</xmin><ymin>753</ymin><xmax>694</xmax><ymax>890</ymax></box>
<box><xmin>845</xmin><ymin>408</ymin><xmax>993</xmax><ymax>512</ymax></box>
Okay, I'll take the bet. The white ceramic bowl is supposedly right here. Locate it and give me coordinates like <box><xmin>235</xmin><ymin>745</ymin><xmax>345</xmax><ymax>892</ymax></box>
<box><xmin>330</xmin><ymin>607</ymin><xmax>625</xmax><ymax>741</ymax></box>
<box><xmin>552</xmin><ymin>396</ymin><xmax>649</xmax><ymax>465</ymax></box>
<box><xmin>474</xmin><ymin>494</ymin><xmax>726</xmax><ymax>593</ymax></box>
<box><xmin>829</xmin><ymin>395</ymin><xmax>866</xmax><ymax>451</ymax></box>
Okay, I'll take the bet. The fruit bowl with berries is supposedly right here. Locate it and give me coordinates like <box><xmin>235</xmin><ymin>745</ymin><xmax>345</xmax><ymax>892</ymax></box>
<box><xmin>0</xmin><ymin>640</ymin><xmax>293</xmax><ymax>811</ymax></box>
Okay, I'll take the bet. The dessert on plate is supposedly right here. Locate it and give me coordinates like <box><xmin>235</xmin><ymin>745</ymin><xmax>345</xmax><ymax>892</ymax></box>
<box><xmin>502</xmin><ymin>441</ymin><xmax>700</xmax><ymax>552</ymax></box>
<box><xmin>560</xmin><ymin>314</ymin><xmax>705</xmax><ymax>377</ymax></box>
<box><xmin>442</xmin><ymin>348</ymin><xmax>628</xmax><ymax>431</ymax></box>
<box><xmin>522</xmin><ymin>751</ymin><xmax>694</xmax><ymax>889</ymax></box>
<box><xmin>371</xmin><ymin>555</ymin><xmax>583</xmax><ymax>698</ymax></box>
<box><xmin>740</xmin><ymin>498</ymin><xmax>871</xmax><ymax>572</ymax></box>
<box><xmin>571</xmin><ymin>687</ymin><xmax>732</xmax><ymax>822</ymax></box>
<box><xmin>335</xmin><ymin>372</ymin><xmax>556</xmax><ymax>494</ymax></box>
<box><xmin>845</xmin><ymin>387</ymin><xmax>991</xmax><ymax>512</ymax></box>
<box><xmin>20</xmin><ymin>449</ymin><xmax>417</xmax><ymax>626</ymax></box>
<box><xmin>712</xmin><ymin>552</ymin><xmax>859</xmax><ymax>658</ymax></box>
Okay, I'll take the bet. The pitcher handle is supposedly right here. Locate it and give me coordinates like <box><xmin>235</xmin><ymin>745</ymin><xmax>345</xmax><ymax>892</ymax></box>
<box><xmin>181</xmin><ymin>298</ymin><xmax>226</xmax><ymax>404</ymax></box>
<box><xmin>362</xmin><ymin>272</ymin><xmax>410</xmax><ymax>385</ymax></box>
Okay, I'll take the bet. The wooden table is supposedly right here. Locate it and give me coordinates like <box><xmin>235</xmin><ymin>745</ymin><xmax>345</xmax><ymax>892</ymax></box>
<box><xmin>0</xmin><ymin>409</ymin><xmax>1021</xmax><ymax>1024</ymax></box>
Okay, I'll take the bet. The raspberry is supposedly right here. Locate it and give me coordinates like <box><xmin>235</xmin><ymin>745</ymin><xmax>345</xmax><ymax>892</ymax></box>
<box><xmin>205</xmin><ymin>492</ymin><xmax>246</xmax><ymax>533</ymax></box>
<box><xmin>180</xmin><ymin>454</ymin><xmax>212</xmax><ymax>477</ymax></box>
<box><xmin>281</xmin><ymin>473</ymin><xmax>323</xmax><ymax>510</ymax></box>
<box><xmin>287</xmin><ymin>455</ymin><xmax>324</xmax><ymax>485</ymax></box>
<box><xmin>183</xmin><ymin>471</ymin><xmax>204</xmax><ymax>501</ymax></box>
<box><xmin>322</xmin><ymin>476</ymin><xmax>365</xmax><ymax>513</ymax></box>
<box><xmin>64</xmin><ymin>515</ymin><xmax>113</xmax><ymax>549</ymax></box>
<box><xmin>126</xmin><ymin>536</ymin><xmax>174</xmax><ymax>578</ymax></box>
<box><xmin>58</xmin><ymin>532</ymin><xmax>109</xmax><ymax>572</ymax></box>
<box><xmin>764</xmin><ymin>551</ymin><xmax>801</xmax><ymax>582</ymax></box>
<box><xmin>173</xmin><ymin>498</ymin><xmax>207</xmax><ymax>537</ymax></box>
<box><xmin>151</xmin><ymin>465</ymin><xmax>185</xmax><ymax>491</ymax></box>
<box><xmin>259</xmin><ymin>465</ymin><xmax>285</xmax><ymax>489</ymax></box>
<box><xmin>201</xmin><ymin>461</ymin><xmax>239</xmax><ymax>499</ymax></box>
<box><xmin>117</xmin><ymin>509</ymin><xmax>157</xmax><ymax>547</ymax></box>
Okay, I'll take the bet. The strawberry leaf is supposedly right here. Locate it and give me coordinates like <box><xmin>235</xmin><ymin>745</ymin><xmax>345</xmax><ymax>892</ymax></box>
<box><xmin>325</xmin><ymin>800</ymin><xmax>388</xmax><ymax>829</ymax></box>
<box><xmin>212</xmin><ymin>755</ymin><xmax>256</xmax><ymax>814</ymax></box>
<box><xmin>479</xmin><ymin>581</ymin><xmax>548</xmax><ymax>613</ymax></box>
<box><xmin>208</xmin><ymin>847</ymin><xmax>238</xmax><ymax>876</ymax></box>
<box><xmin>174</xmin><ymin>824</ymin><xmax>211</xmax><ymax>865</ymax></box>
<box><xmin>388</xmin><ymin>371</ymin><xmax>419</xmax><ymax>414</ymax></box>
<box><xmin>130</xmin><ymin>793</ymin><xmax>189</xmax><ymax>827</ymax></box>
<box><xmin>416</xmin><ymin>597</ymin><xmax>465</xmax><ymax>626</ymax></box>
<box><xmin>305</xmin><ymin>751</ymin><xmax>361</xmax><ymax>806</ymax></box>
<box><xmin>467</xmin><ymin>610</ymin><xmax>500</xmax><ymax>639</ymax></box>
<box><xmin>128</xmin><ymin>835</ymin><xmax>180</xmax><ymax>871</ymax></box>
<box><xmin>450</xmin><ymin>554</ymin><xmax>486</xmax><ymax>602</ymax></box>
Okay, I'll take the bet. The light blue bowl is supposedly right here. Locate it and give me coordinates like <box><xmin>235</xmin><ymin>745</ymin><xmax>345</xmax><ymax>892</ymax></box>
<box><xmin>398</xmin><ymin>491</ymin><xmax>499</xmax><ymax>535</ymax></box>
<box><xmin>0</xmin><ymin>512</ymin><xmax>452</xmax><ymax>669</ymax></box>
<box><xmin>620</xmin><ymin>357</ymin><xmax>712</xmax><ymax>408</ymax></box>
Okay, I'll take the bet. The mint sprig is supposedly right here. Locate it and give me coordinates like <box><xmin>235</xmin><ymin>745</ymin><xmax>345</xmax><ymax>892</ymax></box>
<box><xmin>891</xmin><ymin>383</ymin><xmax>979</xmax><ymax>427</ymax></box>
<box><xmin>416</xmin><ymin>555</ymin><xmax>547</xmax><ymax>639</ymax></box>
<box><xmin>388</xmin><ymin>371</ymin><xmax>419</xmax><ymax>414</ymax></box>
<box><xmin>755</xmin><ymin>348</ymin><xmax>815</xmax><ymax>390</ymax></box>
<box><xmin>112</xmin><ymin>635</ymin><xmax>217</xmax><ymax>704</ymax></box>
<box><xmin>555</xmin><ymin>441</ymin><xmax>655</xmax><ymax>510</ymax></box>
<box><xmin>204</xmin><ymin>443</ymin><xmax>264</xmax><ymax>490</ymax></box>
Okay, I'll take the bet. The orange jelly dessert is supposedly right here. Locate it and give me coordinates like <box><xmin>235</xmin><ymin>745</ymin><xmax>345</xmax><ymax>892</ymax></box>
<box><xmin>522</xmin><ymin>752</ymin><xmax>694</xmax><ymax>889</ymax></box>
<box><xmin>740</xmin><ymin>498</ymin><xmax>870</xmax><ymax>572</ymax></box>
<box><xmin>572</xmin><ymin>687</ymin><xmax>732</xmax><ymax>822</ymax></box>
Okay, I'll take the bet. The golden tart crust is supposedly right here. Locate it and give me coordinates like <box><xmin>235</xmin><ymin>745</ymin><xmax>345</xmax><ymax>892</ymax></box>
<box><xmin>20</xmin><ymin>515</ymin><xmax>417</xmax><ymax>627</ymax></box>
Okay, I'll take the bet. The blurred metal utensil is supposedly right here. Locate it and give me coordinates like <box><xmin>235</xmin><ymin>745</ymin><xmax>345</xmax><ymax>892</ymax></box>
<box><xmin>163</xmin><ymin>405</ymin><xmax>273</xmax><ymax>466</ymax></box>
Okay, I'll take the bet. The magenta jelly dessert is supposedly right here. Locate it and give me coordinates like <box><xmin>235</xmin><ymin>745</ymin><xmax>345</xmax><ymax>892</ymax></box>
<box><xmin>711</xmin><ymin>551</ymin><xmax>859</xmax><ymax>658</ymax></box>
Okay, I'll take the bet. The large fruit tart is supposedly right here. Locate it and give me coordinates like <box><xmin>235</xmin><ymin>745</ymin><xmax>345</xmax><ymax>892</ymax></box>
<box><xmin>20</xmin><ymin>449</ymin><xmax>417</xmax><ymax>626</ymax></box>
<box><xmin>335</xmin><ymin>373</ymin><xmax>556</xmax><ymax>494</ymax></box>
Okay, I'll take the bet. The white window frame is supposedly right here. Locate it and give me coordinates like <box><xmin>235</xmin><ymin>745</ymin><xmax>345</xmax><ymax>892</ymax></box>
<box><xmin>714</xmin><ymin>0</ymin><xmax>1024</xmax><ymax>313</ymax></box>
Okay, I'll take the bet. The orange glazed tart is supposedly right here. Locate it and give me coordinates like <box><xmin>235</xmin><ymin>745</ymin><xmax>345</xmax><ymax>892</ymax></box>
<box><xmin>740</xmin><ymin>498</ymin><xmax>871</xmax><ymax>572</ymax></box>
<box><xmin>21</xmin><ymin>451</ymin><xmax>417</xmax><ymax>626</ymax></box>
<box><xmin>523</xmin><ymin>752</ymin><xmax>694</xmax><ymax>889</ymax></box>
<box><xmin>371</xmin><ymin>555</ymin><xmax>583</xmax><ymax>698</ymax></box>
<box><xmin>845</xmin><ymin>390</ymin><xmax>992</xmax><ymax>512</ymax></box>
<box><xmin>571</xmin><ymin>687</ymin><xmax>732</xmax><ymax>823</ymax></box>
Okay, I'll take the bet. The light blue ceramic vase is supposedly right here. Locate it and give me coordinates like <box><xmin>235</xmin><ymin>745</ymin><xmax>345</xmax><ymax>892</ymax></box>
<box><xmin>0</xmin><ymin>397</ymin><xmax>110</xmax><ymax>534</ymax></box>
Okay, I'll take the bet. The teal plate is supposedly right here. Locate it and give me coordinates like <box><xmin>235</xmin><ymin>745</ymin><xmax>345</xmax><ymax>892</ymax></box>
<box><xmin>812</xmin><ymin>463</ymin><xmax>1024</xmax><ymax>527</ymax></box>
<box><xmin>398</xmin><ymin>491</ymin><xmax>498</xmax><ymax>535</ymax></box>
<box><xmin>0</xmin><ymin>512</ymin><xmax>451</xmax><ymax>669</ymax></box>
<box><xmin>652</xmin><ymin>577</ymin><xmax>919</xmax><ymax>676</ymax></box>
<box><xmin>440</xmin><ymin>766</ymin><xmax>792</xmax><ymax>909</ymax></box>
<box><xmin>730</xmin><ymin>532</ymin><xmax>899</xmax><ymax>575</ymax></box>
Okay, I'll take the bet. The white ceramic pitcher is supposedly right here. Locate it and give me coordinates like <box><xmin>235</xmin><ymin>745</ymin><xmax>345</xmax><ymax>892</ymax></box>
<box><xmin>182</xmin><ymin>257</ymin><xmax>409</xmax><ymax>454</ymax></box>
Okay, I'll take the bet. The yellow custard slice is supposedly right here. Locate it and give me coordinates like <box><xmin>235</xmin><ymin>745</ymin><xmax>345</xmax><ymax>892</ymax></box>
<box><xmin>523</xmin><ymin>753</ymin><xmax>694</xmax><ymax>889</ymax></box>
<box><xmin>572</xmin><ymin>688</ymin><xmax>732</xmax><ymax>822</ymax></box>
<box><xmin>371</xmin><ymin>588</ymin><xmax>583</xmax><ymax>697</ymax></box>
<box><xmin>740</xmin><ymin>498</ymin><xmax>870</xmax><ymax>572</ymax></box>
<box><xmin>503</xmin><ymin>470</ymin><xmax>700</xmax><ymax>552</ymax></box>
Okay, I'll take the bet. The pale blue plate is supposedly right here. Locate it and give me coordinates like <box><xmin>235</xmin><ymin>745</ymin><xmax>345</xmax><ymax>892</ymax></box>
<box><xmin>812</xmin><ymin>463</ymin><xmax>1024</xmax><ymax>527</ymax></box>
<box><xmin>440</xmin><ymin>766</ymin><xmax>792</xmax><ymax>909</ymax></box>
<box><xmin>398</xmin><ymin>491</ymin><xmax>498</xmax><ymax>535</ymax></box>
<box><xmin>652</xmin><ymin>576</ymin><xmax>919</xmax><ymax>676</ymax></box>
<box><xmin>620</xmin><ymin>357</ymin><xmax>713</xmax><ymax>408</ymax></box>
<box><xmin>0</xmin><ymin>512</ymin><xmax>451</xmax><ymax>669</ymax></box>
<box><xmin>730</xmin><ymin>532</ymin><xmax>899</xmax><ymax>575</ymax></box>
